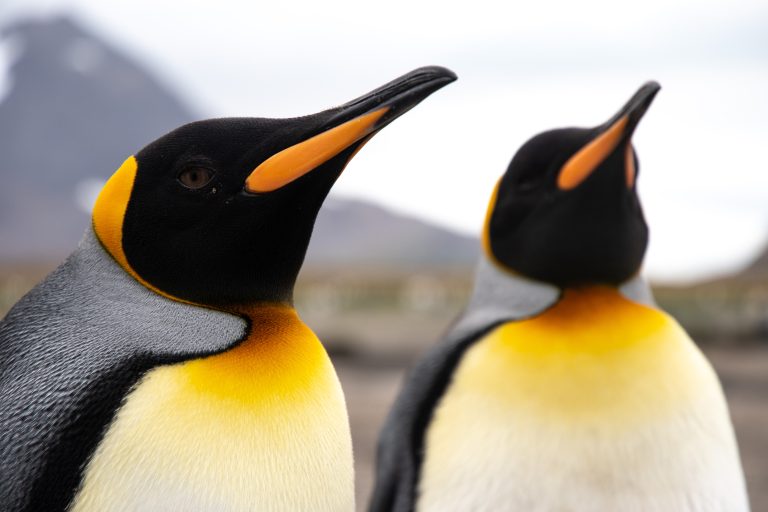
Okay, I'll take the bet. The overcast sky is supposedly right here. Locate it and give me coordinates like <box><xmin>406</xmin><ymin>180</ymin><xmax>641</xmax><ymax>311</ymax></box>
<box><xmin>1</xmin><ymin>0</ymin><xmax>767</xmax><ymax>282</ymax></box>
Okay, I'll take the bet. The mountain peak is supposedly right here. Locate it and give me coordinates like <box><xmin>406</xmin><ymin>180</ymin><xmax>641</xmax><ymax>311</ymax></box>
<box><xmin>0</xmin><ymin>15</ymin><xmax>195</xmax><ymax>260</ymax></box>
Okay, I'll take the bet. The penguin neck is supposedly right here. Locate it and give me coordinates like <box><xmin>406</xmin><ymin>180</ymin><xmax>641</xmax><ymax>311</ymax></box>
<box><xmin>458</xmin><ymin>253</ymin><xmax>656</xmax><ymax>337</ymax></box>
<box><xmin>233</xmin><ymin>299</ymin><xmax>295</xmax><ymax>317</ymax></box>
<box><xmin>182</xmin><ymin>303</ymin><xmax>329</xmax><ymax>404</ymax></box>
<box><xmin>235</xmin><ymin>303</ymin><xmax>310</xmax><ymax>350</ymax></box>
<box><xmin>544</xmin><ymin>285</ymin><xmax>636</xmax><ymax>323</ymax></box>
<box><xmin>466</xmin><ymin>254</ymin><xmax>561</xmax><ymax>319</ymax></box>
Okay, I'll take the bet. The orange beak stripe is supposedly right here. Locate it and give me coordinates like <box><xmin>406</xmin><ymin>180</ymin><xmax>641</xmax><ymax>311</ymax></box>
<box><xmin>245</xmin><ymin>107</ymin><xmax>389</xmax><ymax>193</ymax></box>
<box><xmin>625</xmin><ymin>144</ymin><xmax>636</xmax><ymax>188</ymax></box>
<box><xmin>557</xmin><ymin>115</ymin><xmax>628</xmax><ymax>190</ymax></box>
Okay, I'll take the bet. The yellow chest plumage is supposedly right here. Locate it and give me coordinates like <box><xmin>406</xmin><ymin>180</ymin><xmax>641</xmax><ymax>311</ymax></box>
<box><xmin>70</xmin><ymin>306</ymin><xmax>354</xmax><ymax>512</ymax></box>
<box><xmin>445</xmin><ymin>287</ymin><xmax>708</xmax><ymax>423</ymax></box>
<box><xmin>417</xmin><ymin>287</ymin><xmax>748</xmax><ymax>512</ymax></box>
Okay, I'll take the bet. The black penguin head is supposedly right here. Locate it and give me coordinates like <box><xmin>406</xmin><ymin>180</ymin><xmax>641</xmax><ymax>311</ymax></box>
<box><xmin>92</xmin><ymin>66</ymin><xmax>456</xmax><ymax>307</ymax></box>
<box><xmin>485</xmin><ymin>82</ymin><xmax>660</xmax><ymax>287</ymax></box>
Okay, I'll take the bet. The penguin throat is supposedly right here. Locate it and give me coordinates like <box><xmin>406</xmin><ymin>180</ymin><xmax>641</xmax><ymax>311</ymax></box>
<box><xmin>549</xmin><ymin>286</ymin><xmax>632</xmax><ymax>325</ymax></box>
<box><xmin>515</xmin><ymin>286</ymin><xmax>668</xmax><ymax>348</ymax></box>
<box><xmin>182</xmin><ymin>304</ymin><xmax>329</xmax><ymax>404</ymax></box>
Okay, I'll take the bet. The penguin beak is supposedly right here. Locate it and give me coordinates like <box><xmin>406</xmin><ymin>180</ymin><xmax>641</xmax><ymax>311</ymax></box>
<box><xmin>245</xmin><ymin>66</ymin><xmax>457</xmax><ymax>193</ymax></box>
<box><xmin>557</xmin><ymin>81</ymin><xmax>660</xmax><ymax>191</ymax></box>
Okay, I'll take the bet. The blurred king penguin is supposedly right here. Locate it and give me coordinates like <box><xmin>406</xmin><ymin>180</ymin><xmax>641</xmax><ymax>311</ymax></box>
<box><xmin>0</xmin><ymin>66</ymin><xmax>455</xmax><ymax>512</ymax></box>
<box><xmin>370</xmin><ymin>82</ymin><xmax>750</xmax><ymax>512</ymax></box>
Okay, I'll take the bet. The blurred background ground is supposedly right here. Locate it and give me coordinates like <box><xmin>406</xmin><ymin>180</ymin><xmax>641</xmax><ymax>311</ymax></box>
<box><xmin>0</xmin><ymin>7</ymin><xmax>766</xmax><ymax>511</ymax></box>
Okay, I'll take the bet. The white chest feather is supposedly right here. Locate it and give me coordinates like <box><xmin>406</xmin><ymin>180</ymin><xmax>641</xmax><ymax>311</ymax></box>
<box><xmin>417</xmin><ymin>288</ymin><xmax>749</xmax><ymax>512</ymax></box>
<box><xmin>70</xmin><ymin>307</ymin><xmax>354</xmax><ymax>512</ymax></box>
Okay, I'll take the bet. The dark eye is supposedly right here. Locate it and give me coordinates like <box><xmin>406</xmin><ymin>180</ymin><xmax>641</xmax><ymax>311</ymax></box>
<box><xmin>178</xmin><ymin>167</ymin><xmax>215</xmax><ymax>189</ymax></box>
<box><xmin>515</xmin><ymin>175</ymin><xmax>541</xmax><ymax>193</ymax></box>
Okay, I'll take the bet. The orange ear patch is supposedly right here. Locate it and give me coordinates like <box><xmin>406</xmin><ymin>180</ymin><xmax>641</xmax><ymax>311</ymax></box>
<box><xmin>245</xmin><ymin>108</ymin><xmax>388</xmax><ymax>193</ymax></box>
<box><xmin>557</xmin><ymin>116</ymin><xmax>628</xmax><ymax>190</ymax></box>
<box><xmin>92</xmin><ymin>156</ymin><xmax>138</xmax><ymax>274</ymax></box>
<box><xmin>92</xmin><ymin>157</ymin><xmax>191</xmax><ymax>303</ymax></box>
<box><xmin>481</xmin><ymin>179</ymin><xmax>502</xmax><ymax>263</ymax></box>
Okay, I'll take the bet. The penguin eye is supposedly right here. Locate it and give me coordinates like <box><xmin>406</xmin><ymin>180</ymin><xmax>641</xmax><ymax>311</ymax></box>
<box><xmin>514</xmin><ymin>175</ymin><xmax>542</xmax><ymax>194</ymax></box>
<box><xmin>178</xmin><ymin>167</ymin><xmax>215</xmax><ymax>189</ymax></box>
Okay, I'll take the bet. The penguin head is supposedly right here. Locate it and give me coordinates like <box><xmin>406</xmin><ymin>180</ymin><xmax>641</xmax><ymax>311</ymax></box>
<box><xmin>484</xmin><ymin>82</ymin><xmax>660</xmax><ymax>288</ymax></box>
<box><xmin>92</xmin><ymin>67</ymin><xmax>456</xmax><ymax>307</ymax></box>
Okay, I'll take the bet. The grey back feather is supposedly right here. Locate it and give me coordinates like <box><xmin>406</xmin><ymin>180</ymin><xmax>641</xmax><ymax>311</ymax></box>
<box><xmin>0</xmin><ymin>228</ymin><xmax>246</xmax><ymax>511</ymax></box>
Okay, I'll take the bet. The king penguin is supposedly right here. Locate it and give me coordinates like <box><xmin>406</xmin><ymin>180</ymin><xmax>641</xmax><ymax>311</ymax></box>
<box><xmin>369</xmin><ymin>82</ymin><xmax>750</xmax><ymax>512</ymax></box>
<box><xmin>0</xmin><ymin>66</ymin><xmax>456</xmax><ymax>512</ymax></box>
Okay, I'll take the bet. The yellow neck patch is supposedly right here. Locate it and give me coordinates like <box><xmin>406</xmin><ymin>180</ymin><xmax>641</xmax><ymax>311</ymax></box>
<box><xmin>442</xmin><ymin>286</ymin><xmax>712</xmax><ymax>424</ymax></box>
<box><xmin>182</xmin><ymin>305</ymin><xmax>330</xmax><ymax>405</ymax></box>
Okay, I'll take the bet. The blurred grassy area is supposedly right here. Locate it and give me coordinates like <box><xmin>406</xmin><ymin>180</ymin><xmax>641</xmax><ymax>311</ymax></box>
<box><xmin>1</xmin><ymin>264</ymin><xmax>767</xmax><ymax>509</ymax></box>
<box><xmin>655</xmin><ymin>280</ymin><xmax>768</xmax><ymax>342</ymax></box>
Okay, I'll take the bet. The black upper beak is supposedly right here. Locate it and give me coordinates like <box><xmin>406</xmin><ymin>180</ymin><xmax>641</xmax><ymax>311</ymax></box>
<box><xmin>324</xmin><ymin>66</ymin><xmax>458</xmax><ymax>132</ymax></box>
<box><xmin>601</xmin><ymin>81</ymin><xmax>661</xmax><ymax>141</ymax></box>
<box><xmin>245</xmin><ymin>66</ymin><xmax>456</xmax><ymax>194</ymax></box>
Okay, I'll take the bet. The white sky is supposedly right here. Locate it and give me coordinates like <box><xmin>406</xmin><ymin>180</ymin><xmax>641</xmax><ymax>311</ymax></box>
<box><xmin>1</xmin><ymin>0</ymin><xmax>767</xmax><ymax>283</ymax></box>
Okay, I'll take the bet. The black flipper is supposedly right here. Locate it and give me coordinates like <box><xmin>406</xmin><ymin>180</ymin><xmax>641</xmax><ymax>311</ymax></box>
<box><xmin>369</xmin><ymin>318</ymin><xmax>504</xmax><ymax>512</ymax></box>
